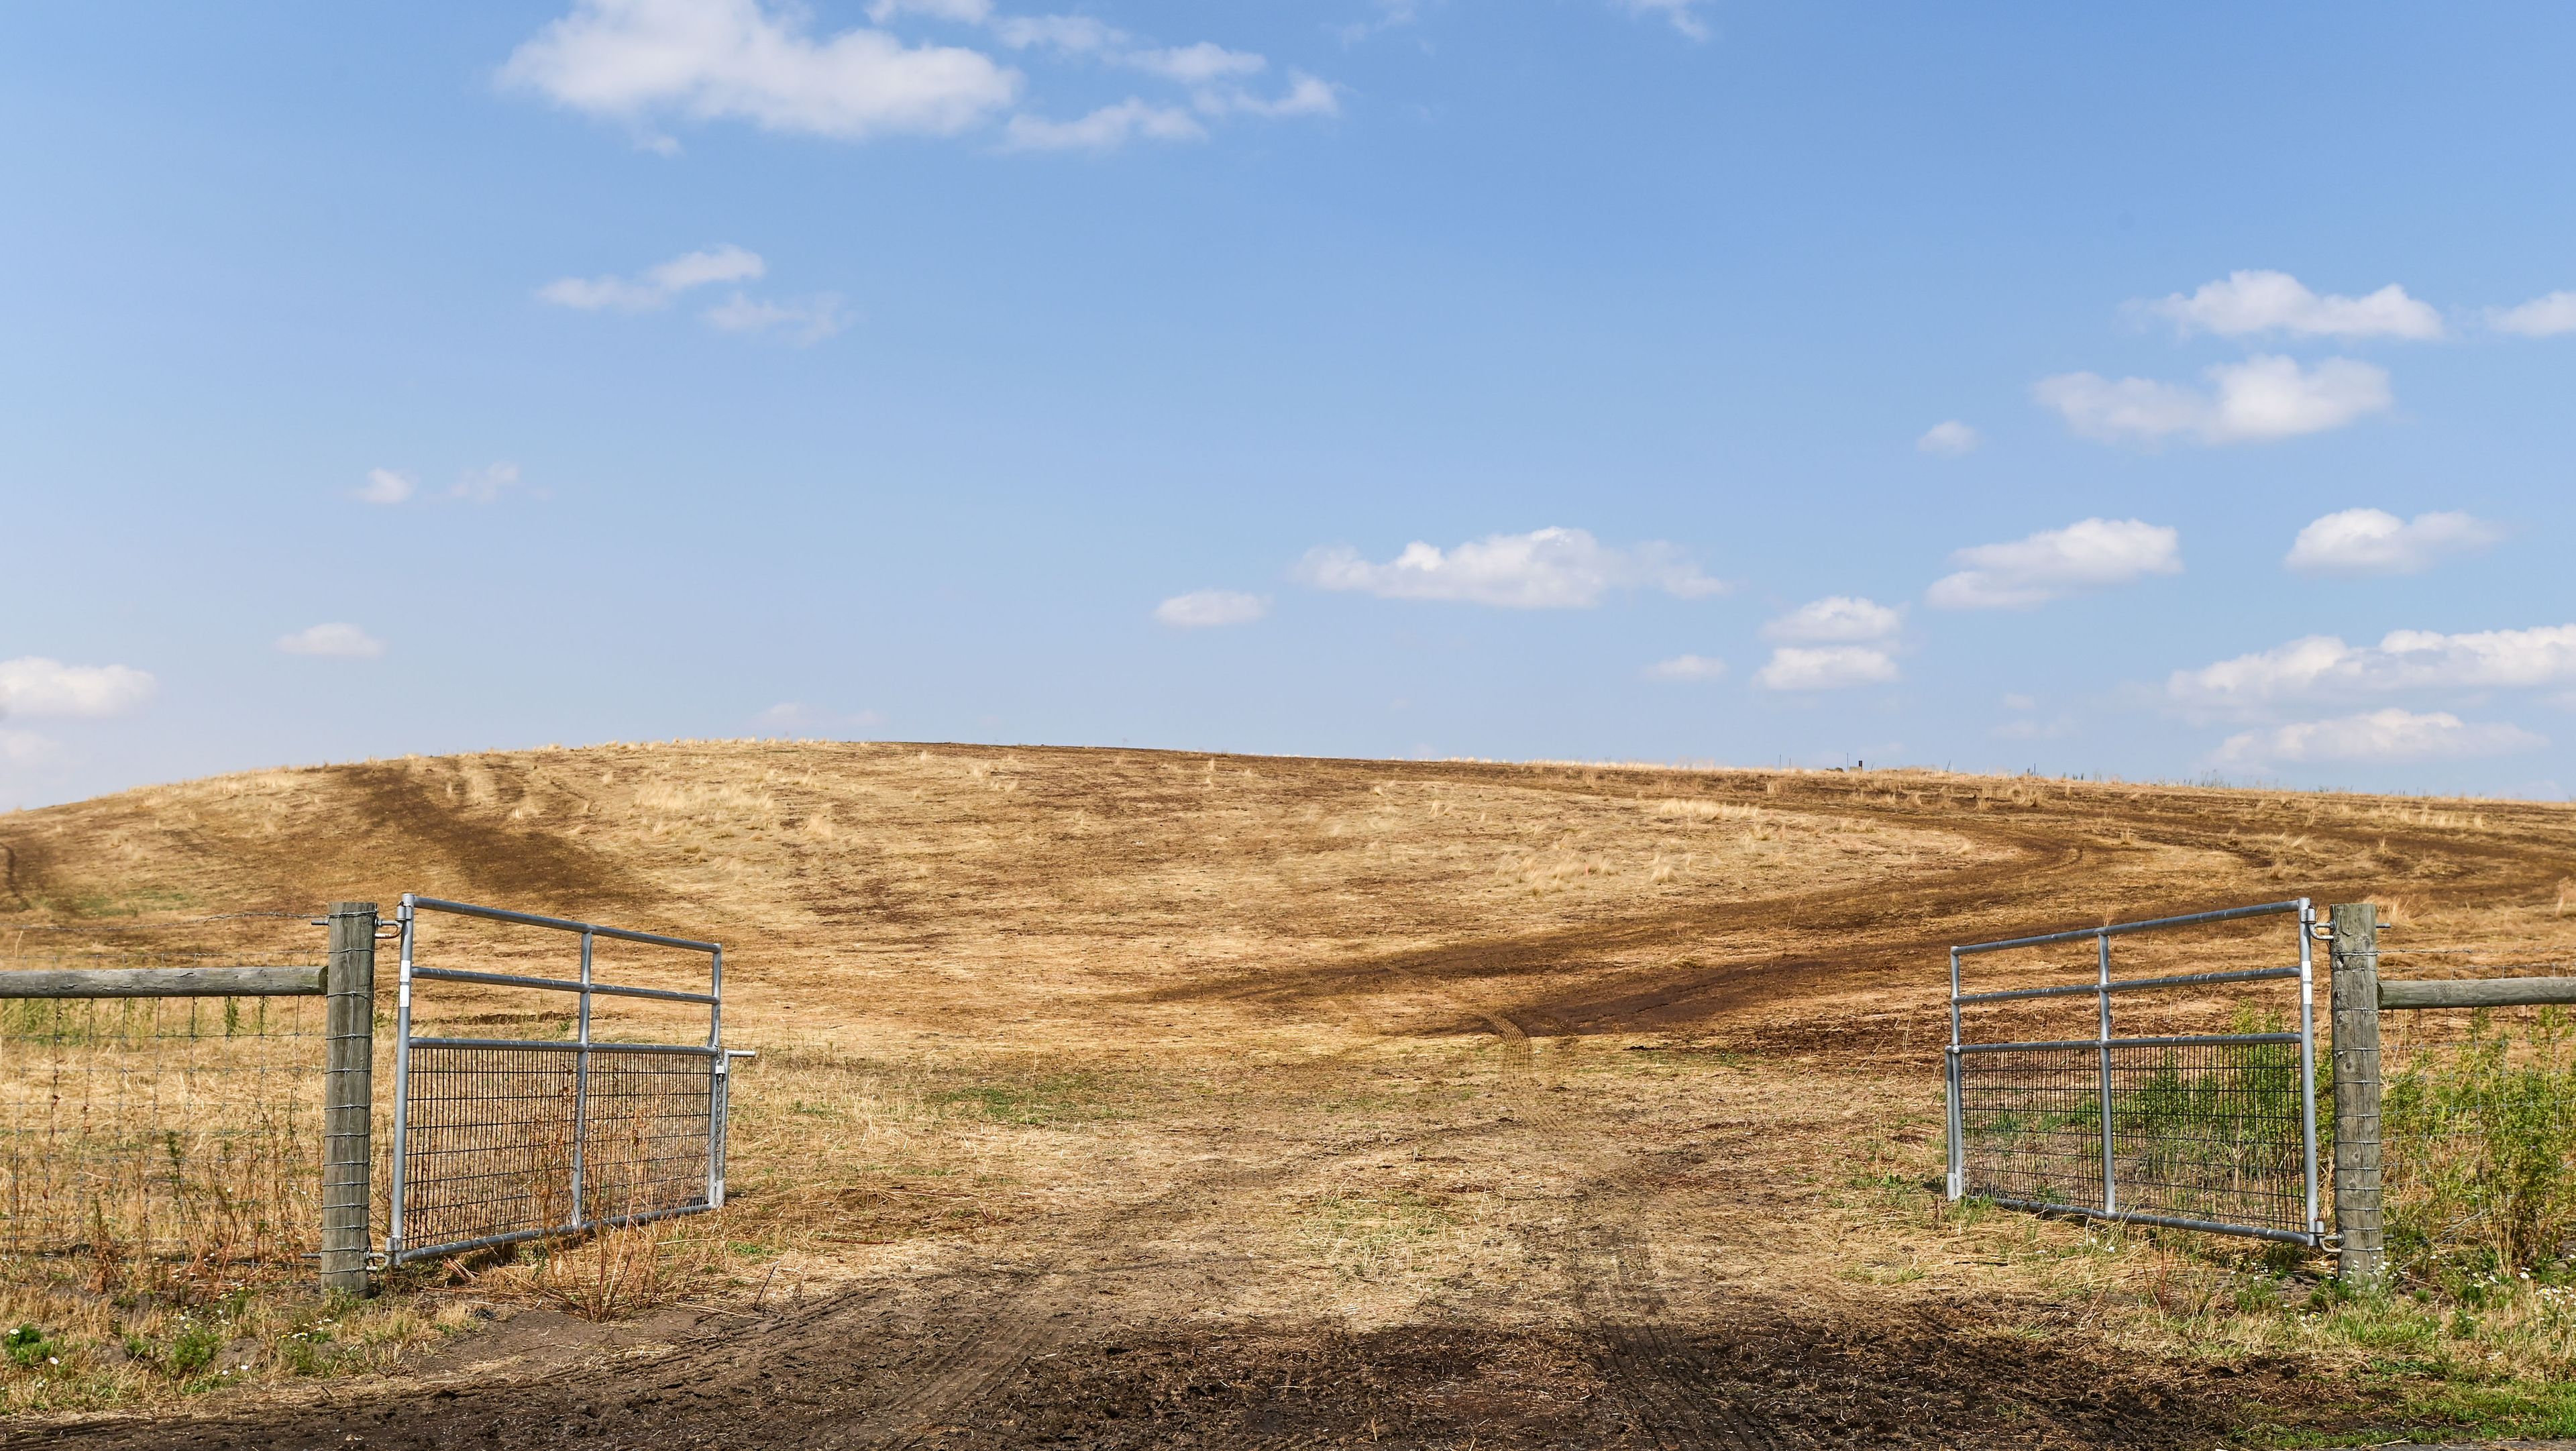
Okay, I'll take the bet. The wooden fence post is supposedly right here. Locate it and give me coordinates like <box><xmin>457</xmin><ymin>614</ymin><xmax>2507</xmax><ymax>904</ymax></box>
<box><xmin>2330</xmin><ymin>902</ymin><xmax>2385</xmax><ymax>1289</ymax></box>
<box><xmin>321</xmin><ymin>902</ymin><xmax>377</xmax><ymax>1296</ymax></box>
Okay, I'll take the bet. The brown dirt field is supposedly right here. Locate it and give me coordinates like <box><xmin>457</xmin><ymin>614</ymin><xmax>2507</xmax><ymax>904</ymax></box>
<box><xmin>5</xmin><ymin>741</ymin><xmax>2576</xmax><ymax>1448</ymax></box>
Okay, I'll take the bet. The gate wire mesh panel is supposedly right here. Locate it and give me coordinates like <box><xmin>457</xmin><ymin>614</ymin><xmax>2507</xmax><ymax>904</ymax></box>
<box><xmin>2106</xmin><ymin>1040</ymin><xmax>2309</xmax><ymax>1235</ymax></box>
<box><xmin>396</xmin><ymin>1046</ymin><xmax>714</xmax><ymax>1249</ymax></box>
<box><xmin>582</xmin><ymin>1051</ymin><xmax>715</xmax><ymax>1224</ymax></box>
<box><xmin>2374</xmin><ymin>979</ymin><xmax>2576</xmax><ymax>1278</ymax></box>
<box><xmin>0</xmin><ymin>942</ymin><xmax>325</xmax><ymax>1291</ymax></box>
<box><xmin>397</xmin><ymin>1045</ymin><xmax>580</xmax><ymax>1252</ymax></box>
<box><xmin>1957</xmin><ymin>1046</ymin><xmax>2103</xmax><ymax>1212</ymax></box>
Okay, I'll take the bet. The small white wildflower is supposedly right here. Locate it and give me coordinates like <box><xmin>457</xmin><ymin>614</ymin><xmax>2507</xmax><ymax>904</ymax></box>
<box><xmin>46</xmin><ymin>1356</ymin><xmax>57</xmax><ymax>1366</ymax></box>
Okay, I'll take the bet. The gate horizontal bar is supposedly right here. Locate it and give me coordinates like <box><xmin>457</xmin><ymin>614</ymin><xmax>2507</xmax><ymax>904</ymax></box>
<box><xmin>1974</xmin><ymin>1194</ymin><xmax>2318</xmax><ymax>1247</ymax></box>
<box><xmin>408</xmin><ymin>896</ymin><xmax>720</xmax><ymax>954</ymax></box>
<box><xmin>386</xmin><ymin>1199</ymin><xmax>712</xmax><ymax>1267</ymax></box>
<box><xmin>1953</xmin><ymin>1031</ymin><xmax>2300</xmax><ymax>1055</ymax></box>
<box><xmin>1955</xmin><ymin>900</ymin><xmax>2307</xmax><ymax>956</ymax></box>
<box><xmin>0</xmin><ymin>965</ymin><xmax>325</xmax><ymax>998</ymax></box>
<box><xmin>2379</xmin><ymin>976</ymin><xmax>2576</xmax><ymax>1010</ymax></box>
<box><xmin>409</xmin><ymin>965</ymin><xmax>717</xmax><ymax>1005</ymax></box>
<box><xmin>1956</xmin><ymin>964</ymin><xmax>2300</xmax><ymax>1006</ymax></box>
<box><xmin>405</xmin><ymin>1036</ymin><xmax>722</xmax><ymax>1057</ymax></box>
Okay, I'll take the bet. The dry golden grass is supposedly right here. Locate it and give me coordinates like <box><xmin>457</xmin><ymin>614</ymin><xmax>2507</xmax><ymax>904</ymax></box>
<box><xmin>3</xmin><ymin>743</ymin><xmax>2576</xmax><ymax>1430</ymax></box>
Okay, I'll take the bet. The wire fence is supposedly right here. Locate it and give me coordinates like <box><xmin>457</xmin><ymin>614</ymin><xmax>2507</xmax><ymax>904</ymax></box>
<box><xmin>0</xmin><ymin>945</ymin><xmax>330</xmax><ymax>1292</ymax></box>
<box><xmin>2373</xmin><ymin>946</ymin><xmax>2576</xmax><ymax>1281</ymax></box>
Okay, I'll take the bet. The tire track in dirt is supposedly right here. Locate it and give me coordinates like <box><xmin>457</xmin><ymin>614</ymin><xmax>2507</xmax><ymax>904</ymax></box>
<box><xmin>1384</xmin><ymin>964</ymin><xmax>1774</xmax><ymax>1450</ymax></box>
<box><xmin>839</xmin><ymin>1143</ymin><xmax>1345</xmax><ymax>1449</ymax></box>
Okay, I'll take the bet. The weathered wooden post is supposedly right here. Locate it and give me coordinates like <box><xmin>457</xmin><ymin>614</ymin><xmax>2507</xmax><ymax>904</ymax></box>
<box><xmin>2329</xmin><ymin>902</ymin><xmax>2384</xmax><ymax>1289</ymax></box>
<box><xmin>321</xmin><ymin>902</ymin><xmax>377</xmax><ymax>1296</ymax></box>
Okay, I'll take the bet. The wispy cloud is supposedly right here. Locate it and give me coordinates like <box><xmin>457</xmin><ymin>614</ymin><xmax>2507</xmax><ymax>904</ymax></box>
<box><xmin>2214</xmin><ymin>708</ymin><xmax>2543</xmax><ymax>766</ymax></box>
<box><xmin>703</xmin><ymin>291</ymin><xmax>851</xmax><ymax>343</ymax></box>
<box><xmin>451</xmin><ymin>462</ymin><xmax>524</xmax><ymax>504</ymax></box>
<box><xmin>538</xmin><ymin>244</ymin><xmax>766</xmax><ymax>312</ymax></box>
<box><xmin>2035</xmin><ymin>356</ymin><xmax>2391</xmax><ymax>446</ymax></box>
<box><xmin>1644</xmin><ymin>654</ymin><xmax>1725</xmax><ymax>682</ymax></box>
<box><xmin>1928</xmin><ymin>519</ymin><xmax>2181</xmax><ymax>610</ymax></box>
<box><xmin>2284</xmin><ymin>508</ymin><xmax>2504</xmax><ymax>577</ymax></box>
<box><xmin>1754</xmin><ymin>646</ymin><xmax>1897</xmax><ymax>692</ymax></box>
<box><xmin>1614</xmin><ymin>0</ymin><xmax>1711</xmax><ymax>40</ymax></box>
<box><xmin>1006</xmin><ymin>99</ymin><xmax>1205</xmax><ymax>150</ymax></box>
<box><xmin>1763</xmin><ymin>596</ymin><xmax>1902</xmax><ymax>643</ymax></box>
<box><xmin>355</xmin><ymin>468</ymin><xmax>415</xmax><ymax>505</ymax></box>
<box><xmin>1155</xmin><ymin>590</ymin><xmax>1269</xmax><ymax>628</ymax></box>
<box><xmin>1299</xmin><ymin>527</ymin><xmax>1726</xmax><ymax>608</ymax></box>
<box><xmin>0</xmin><ymin>658</ymin><xmax>156</xmax><ymax>718</ymax></box>
<box><xmin>275</xmin><ymin>624</ymin><xmax>386</xmax><ymax>659</ymax></box>
<box><xmin>1915</xmin><ymin>421</ymin><xmax>1979</xmax><ymax>457</ymax></box>
<box><xmin>2138</xmin><ymin>270</ymin><xmax>2444</xmax><ymax>341</ymax></box>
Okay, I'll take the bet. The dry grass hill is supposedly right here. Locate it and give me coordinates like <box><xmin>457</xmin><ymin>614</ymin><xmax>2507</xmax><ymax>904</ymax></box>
<box><xmin>6</xmin><ymin>741</ymin><xmax>2576</xmax><ymax>1448</ymax></box>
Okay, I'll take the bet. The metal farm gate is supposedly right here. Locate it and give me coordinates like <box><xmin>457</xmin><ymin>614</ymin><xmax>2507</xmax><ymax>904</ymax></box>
<box><xmin>388</xmin><ymin>896</ymin><xmax>734</xmax><ymax>1266</ymax></box>
<box><xmin>1945</xmin><ymin>900</ymin><xmax>2324</xmax><ymax>1247</ymax></box>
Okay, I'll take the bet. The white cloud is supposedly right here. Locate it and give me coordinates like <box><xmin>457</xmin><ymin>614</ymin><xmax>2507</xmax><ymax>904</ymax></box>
<box><xmin>2489</xmin><ymin>291</ymin><xmax>2576</xmax><ymax>338</ymax></box>
<box><xmin>2214</xmin><ymin>708</ymin><xmax>2544</xmax><ymax>766</ymax></box>
<box><xmin>451</xmin><ymin>462</ymin><xmax>523</xmax><ymax>504</ymax></box>
<box><xmin>1916</xmin><ymin>421</ymin><xmax>1978</xmax><ymax>456</ymax></box>
<box><xmin>1155</xmin><ymin>590</ymin><xmax>1269</xmax><ymax>628</ymax></box>
<box><xmin>356</xmin><ymin>468</ymin><xmax>415</xmax><ymax>505</ymax></box>
<box><xmin>703</xmin><ymin>292</ymin><xmax>851</xmax><ymax>342</ymax></box>
<box><xmin>1334</xmin><ymin>0</ymin><xmax>1424</xmax><ymax>44</ymax></box>
<box><xmin>1644</xmin><ymin>654</ymin><xmax>1725</xmax><ymax>682</ymax></box>
<box><xmin>0</xmin><ymin>658</ymin><xmax>156</xmax><ymax>718</ymax></box>
<box><xmin>501</xmin><ymin>0</ymin><xmax>1021</xmax><ymax>142</ymax></box>
<box><xmin>2000</xmin><ymin>693</ymin><xmax>2036</xmax><ymax>711</ymax></box>
<box><xmin>2141</xmin><ymin>270</ymin><xmax>2444</xmax><ymax>341</ymax></box>
<box><xmin>1299</xmin><ymin>527</ymin><xmax>1727</xmax><ymax>609</ymax></box>
<box><xmin>1129</xmin><ymin>42</ymin><xmax>1265</xmax><ymax>83</ymax></box>
<box><xmin>866</xmin><ymin>0</ymin><xmax>991</xmax><ymax>23</ymax></box>
<box><xmin>993</xmin><ymin>14</ymin><xmax>1121</xmax><ymax>52</ymax></box>
<box><xmin>1927</xmin><ymin>518</ymin><xmax>2181</xmax><ymax>610</ymax></box>
<box><xmin>540</xmin><ymin>244</ymin><xmax>766</xmax><ymax>312</ymax></box>
<box><xmin>2284</xmin><ymin>508</ymin><xmax>2504</xmax><ymax>577</ymax></box>
<box><xmin>1614</xmin><ymin>0</ymin><xmax>1711</xmax><ymax>40</ymax></box>
<box><xmin>275</xmin><ymin>624</ymin><xmax>386</xmax><ymax>659</ymax></box>
<box><xmin>2033</xmin><ymin>356</ymin><xmax>2391</xmax><ymax>447</ymax></box>
<box><xmin>2170</xmin><ymin>625</ymin><xmax>2576</xmax><ymax>716</ymax></box>
<box><xmin>1763</xmin><ymin>595</ymin><xmax>1902</xmax><ymax>643</ymax></box>
<box><xmin>1006</xmin><ymin>99</ymin><xmax>1205</xmax><ymax>150</ymax></box>
<box><xmin>1754</xmin><ymin>646</ymin><xmax>1897</xmax><ymax>692</ymax></box>
<box><xmin>1198</xmin><ymin>72</ymin><xmax>1340</xmax><ymax>119</ymax></box>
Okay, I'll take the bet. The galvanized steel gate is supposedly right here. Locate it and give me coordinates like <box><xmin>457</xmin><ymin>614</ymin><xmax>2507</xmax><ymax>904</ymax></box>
<box><xmin>1946</xmin><ymin>899</ymin><xmax>2324</xmax><ymax>1247</ymax></box>
<box><xmin>388</xmin><ymin>896</ymin><xmax>733</xmax><ymax>1266</ymax></box>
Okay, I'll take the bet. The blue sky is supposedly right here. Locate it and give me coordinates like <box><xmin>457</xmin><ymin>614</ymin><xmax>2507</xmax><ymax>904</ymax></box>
<box><xmin>5</xmin><ymin>1</ymin><xmax>2574</xmax><ymax>808</ymax></box>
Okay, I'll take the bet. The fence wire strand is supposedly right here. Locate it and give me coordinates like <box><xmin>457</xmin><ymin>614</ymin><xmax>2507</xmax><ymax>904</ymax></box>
<box><xmin>0</xmin><ymin>949</ymin><xmax>327</xmax><ymax>1287</ymax></box>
